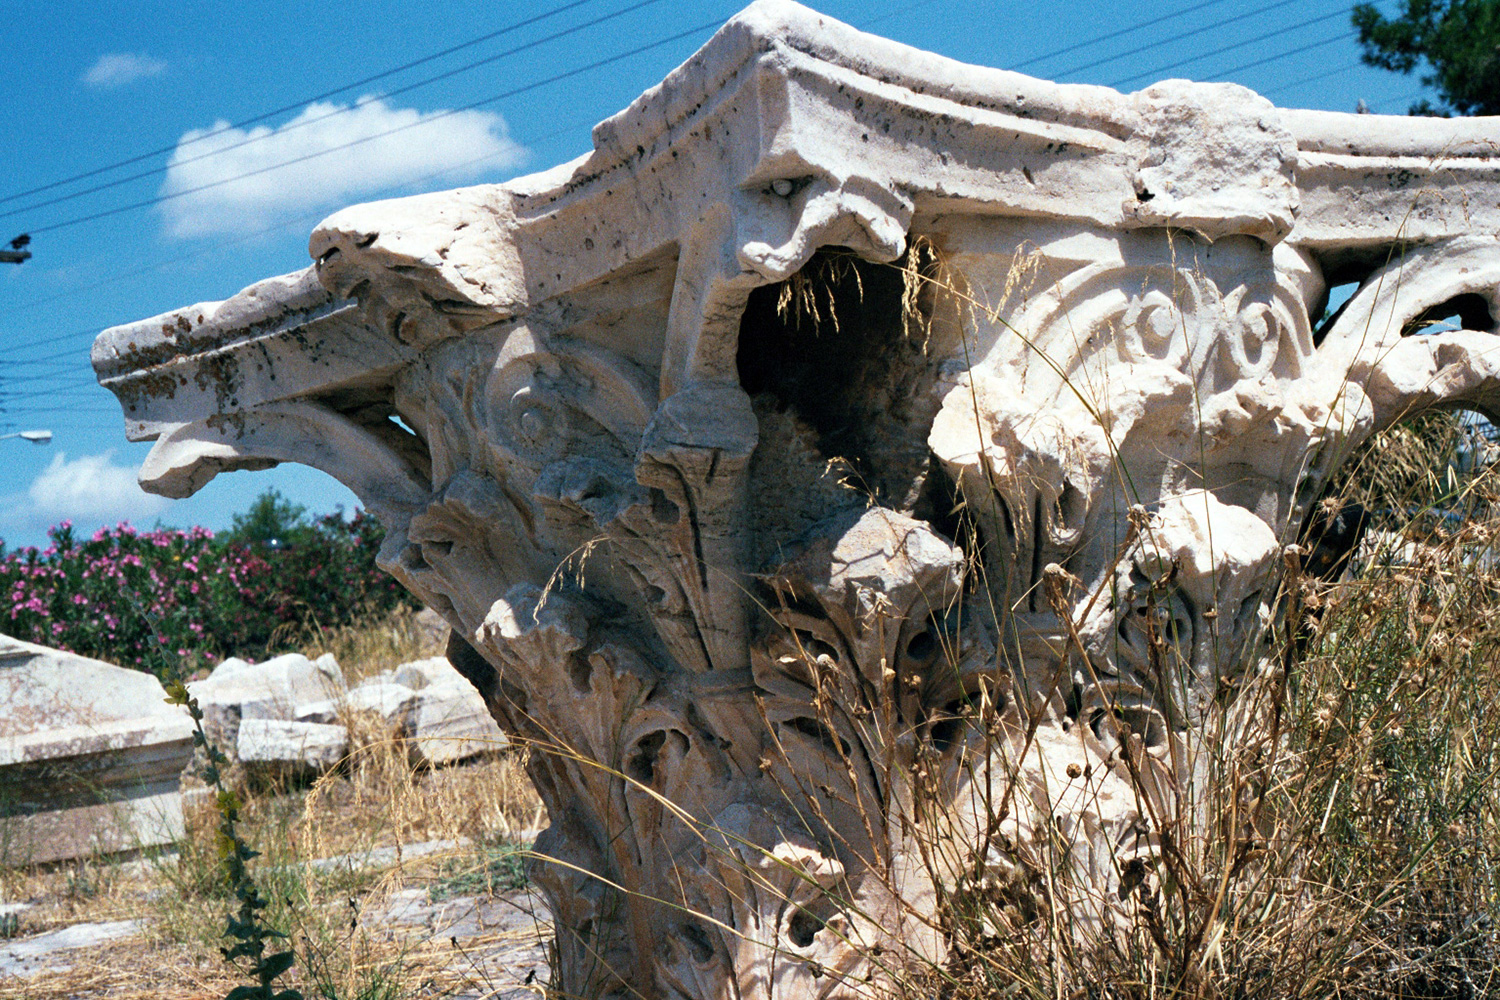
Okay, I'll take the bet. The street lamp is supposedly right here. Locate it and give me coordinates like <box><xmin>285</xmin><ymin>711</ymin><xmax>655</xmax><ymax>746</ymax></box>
<box><xmin>0</xmin><ymin>429</ymin><xmax>52</xmax><ymax>444</ymax></box>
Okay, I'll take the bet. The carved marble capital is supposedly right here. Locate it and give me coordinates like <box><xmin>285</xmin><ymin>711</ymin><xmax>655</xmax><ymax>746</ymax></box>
<box><xmin>96</xmin><ymin>3</ymin><xmax>1500</xmax><ymax>997</ymax></box>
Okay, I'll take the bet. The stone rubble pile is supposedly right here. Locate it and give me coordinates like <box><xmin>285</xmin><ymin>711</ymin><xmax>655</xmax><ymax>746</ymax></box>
<box><xmin>346</xmin><ymin>655</ymin><xmax>508</xmax><ymax>766</ymax></box>
<box><xmin>187</xmin><ymin>647</ymin><xmax>504</xmax><ymax>778</ymax></box>
<box><xmin>188</xmin><ymin>651</ymin><xmax>349</xmax><ymax>780</ymax></box>
<box><xmin>1</xmin><ymin>625</ymin><xmax>504</xmax><ymax>864</ymax></box>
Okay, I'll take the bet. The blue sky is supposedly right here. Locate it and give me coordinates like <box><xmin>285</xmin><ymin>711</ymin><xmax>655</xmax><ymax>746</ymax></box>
<box><xmin>0</xmin><ymin>0</ymin><xmax>1433</xmax><ymax>549</ymax></box>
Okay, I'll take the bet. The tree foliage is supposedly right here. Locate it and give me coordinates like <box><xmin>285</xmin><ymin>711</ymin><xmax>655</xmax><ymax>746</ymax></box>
<box><xmin>1353</xmin><ymin>0</ymin><xmax>1500</xmax><ymax>116</ymax></box>
<box><xmin>225</xmin><ymin>488</ymin><xmax>310</xmax><ymax>548</ymax></box>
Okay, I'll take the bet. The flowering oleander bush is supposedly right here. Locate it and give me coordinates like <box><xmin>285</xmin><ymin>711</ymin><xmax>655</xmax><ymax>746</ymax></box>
<box><xmin>0</xmin><ymin>508</ymin><xmax>416</xmax><ymax>680</ymax></box>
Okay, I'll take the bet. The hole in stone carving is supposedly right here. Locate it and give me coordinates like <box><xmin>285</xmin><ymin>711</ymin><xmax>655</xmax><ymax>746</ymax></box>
<box><xmin>399</xmin><ymin>545</ymin><xmax>429</xmax><ymax>573</ymax></box>
<box><xmin>788</xmin><ymin>907</ymin><xmax>825</xmax><ymax>948</ymax></box>
<box><xmin>679</xmin><ymin>921</ymin><xmax>715</xmax><ymax>963</ymax></box>
<box><xmin>567</xmin><ymin>653</ymin><xmax>592</xmax><ymax>694</ymax></box>
<box><xmin>1118</xmin><ymin>857</ymin><xmax>1149</xmax><ymax>899</ymax></box>
<box><xmin>1236</xmin><ymin>593</ymin><xmax>1262</xmax><ymax>632</ymax></box>
<box><xmin>320</xmin><ymin>386</ymin><xmax>432</xmax><ymax>483</ymax></box>
<box><xmin>929</xmin><ymin>698</ymin><xmax>969</xmax><ymax>753</ymax></box>
<box><xmin>1402</xmin><ymin>293</ymin><xmax>1497</xmax><ymax>336</ymax></box>
<box><xmin>1135</xmin><ymin>186</ymin><xmax>1155</xmax><ymax>202</ymax></box>
<box><xmin>1090</xmin><ymin>706</ymin><xmax>1167</xmax><ymax>749</ymax></box>
<box><xmin>781</xmin><ymin>716</ymin><xmax>850</xmax><ymax>756</ymax></box>
<box><xmin>737</xmin><ymin>245</ymin><xmax>949</xmax><ymax>510</ymax></box>
<box><xmin>997</xmin><ymin>496</ymin><xmax>1016</xmax><ymax>541</ymax></box>
<box><xmin>626</xmin><ymin>730</ymin><xmax>668</xmax><ymax>784</ymax></box>
<box><xmin>1062</xmin><ymin>681</ymin><xmax>1083</xmax><ymax>726</ymax></box>
<box><xmin>913</xmin><ymin>461</ymin><xmax>970</xmax><ymax>554</ymax></box>
<box><xmin>1056</xmin><ymin>480</ymin><xmax>1085</xmax><ymax>530</ymax></box>
<box><xmin>650</xmin><ymin>487</ymin><xmax>681</xmax><ymax>524</ymax></box>
<box><xmin>1298</xmin><ymin>498</ymin><xmax>1372</xmax><ymax>582</ymax></box>
<box><xmin>794</xmin><ymin>631</ymin><xmax>839</xmax><ymax>664</ymax></box>
<box><xmin>1312</xmin><ymin>281</ymin><xmax>1360</xmax><ymax>347</ymax></box>
<box><xmin>905</xmin><ymin>630</ymin><xmax>937</xmax><ymax>662</ymax></box>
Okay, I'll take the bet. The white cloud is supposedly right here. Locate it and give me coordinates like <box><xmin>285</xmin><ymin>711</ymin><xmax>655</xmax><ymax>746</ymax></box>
<box><xmin>159</xmin><ymin>97</ymin><xmax>528</xmax><ymax>238</ymax></box>
<box><xmin>27</xmin><ymin>452</ymin><xmax>171</xmax><ymax>525</ymax></box>
<box><xmin>82</xmin><ymin>53</ymin><xmax>167</xmax><ymax>89</ymax></box>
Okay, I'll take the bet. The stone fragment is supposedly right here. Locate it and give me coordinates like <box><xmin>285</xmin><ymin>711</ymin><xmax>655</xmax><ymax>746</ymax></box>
<box><xmin>188</xmin><ymin>651</ymin><xmax>346</xmax><ymax>754</ymax></box>
<box><xmin>292</xmin><ymin>700</ymin><xmax>339</xmax><ymax>725</ymax></box>
<box><xmin>235</xmin><ymin>719</ymin><xmax>348</xmax><ymax>774</ymax></box>
<box><xmin>0</xmin><ymin>918</ymin><xmax>142</xmax><ymax>978</ymax></box>
<box><xmin>0</xmin><ymin>635</ymin><xmax>193</xmax><ymax>864</ymax></box>
<box><xmin>392</xmin><ymin>655</ymin><xmax>461</xmax><ymax>691</ymax></box>
<box><xmin>409</xmin><ymin>684</ymin><xmax>507</xmax><ymax>765</ymax></box>
<box><xmin>413</xmin><ymin>607</ymin><xmax>451</xmax><ymax>656</ymax></box>
<box><xmin>344</xmin><ymin>681</ymin><xmax>420</xmax><ymax>726</ymax></box>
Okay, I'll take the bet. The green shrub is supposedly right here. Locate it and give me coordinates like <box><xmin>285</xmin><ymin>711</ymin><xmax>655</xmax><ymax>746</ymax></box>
<box><xmin>0</xmin><ymin>496</ymin><xmax>416</xmax><ymax>678</ymax></box>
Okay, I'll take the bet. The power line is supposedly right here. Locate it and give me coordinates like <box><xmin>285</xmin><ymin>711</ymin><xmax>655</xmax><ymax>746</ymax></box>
<box><xmin>3</xmin><ymin>0</ymin><xmax>951</xmax><ymax>373</ymax></box>
<box><xmin>1373</xmin><ymin>88</ymin><xmax>1434</xmax><ymax>112</ymax></box>
<box><xmin>0</xmin><ymin>0</ymin><xmax>672</xmax><ymax>224</ymax></box>
<box><xmin>1009</xmin><ymin>0</ymin><xmax>1235</xmax><ymax>71</ymax></box>
<box><xmin>0</xmin><ymin>138</ymin><xmax>574</xmax><ymax>360</ymax></box>
<box><xmin>1109</xmin><ymin>7</ymin><xmax>1352</xmax><ymax>88</ymax></box>
<box><xmin>24</xmin><ymin>16</ymin><xmax>727</xmax><ymax>238</ymax></box>
<box><xmin>12</xmin><ymin>0</ymin><xmax>1262</xmax><ymax>239</ymax></box>
<box><xmin>0</xmin><ymin>0</ymin><xmax>612</xmax><ymax>209</ymax></box>
<box><xmin>1053</xmin><ymin>0</ymin><xmax>1304</xmax><ymax>79</ymax></box>
<box><xmin>1205</xmin><ymin>31</ymin><xmax>1354</xmax><ymax>83</ymax></box>
<box><xmin>1261</xmin><ymin>60</ymin><xmax>1363</xmax><ymax>98</ymax></box>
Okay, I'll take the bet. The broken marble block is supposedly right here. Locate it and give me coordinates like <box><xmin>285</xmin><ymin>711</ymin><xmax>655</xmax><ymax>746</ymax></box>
<box><xmin>187</xmin><ymin>651</ymin><xmax>346</xmax><ymax>760</ymax></box>
<box><xmin>0</xmin><ymin>635</ymin><xmax>194</xmax><ymax>864</ymax></box>
<box><xmin>344</xmin><ymin>680</ymin><xmax>421</xmax><ymax>726</ymax></box>
<box><xmin>304</xmin><ymin>665</ymin><xmax>505</xmax><ymax>765</ymax></box>
<box><xmin>391</xmin><ymin>656</ymin><xmax>457</xmax><ymax>690</ymax></box>
<box><xmin>388</xmin><ymin>657</ymin><xmax>507</xmax><ymax>765</ymax></box>
<box><xmin>408</xmin><ymin>683</ymin><xmax>508</xmax><ymax>765</ymax></box>
<box><xmin>236</xmin><ymin>719</ymin><xmax>348</xmax><ymax>775</ymax></box>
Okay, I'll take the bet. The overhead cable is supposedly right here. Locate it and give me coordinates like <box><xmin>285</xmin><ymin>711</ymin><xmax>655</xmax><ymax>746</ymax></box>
<box><xmin>0</xmin><ymin>0</ymin><xmax>613</xmax><ymax>208</ymax></box>
<box><xmin>1109</xmin><ymin>6</ymin><xmax>1352</xmax><ymax>88</ymax></box>
<box><xmin>23</xmin><ymin>16</ymin><xmax>725</xmax><ymax>237</ymax></box>
<box><xmin>0</xmin><ymin>0</ymin><xmax>671</xmax><ymax>223</ymax></box>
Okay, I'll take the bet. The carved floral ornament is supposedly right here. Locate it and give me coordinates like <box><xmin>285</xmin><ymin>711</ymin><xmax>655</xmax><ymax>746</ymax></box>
<box><xmin>94</xmin><ymin>2</ymin><xmax>1500</xmax><ymax>997</ymax></box>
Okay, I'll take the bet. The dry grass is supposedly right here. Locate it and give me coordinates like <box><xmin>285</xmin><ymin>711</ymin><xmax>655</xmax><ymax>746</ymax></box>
<box><xmin>296</xmin><ymin>603</ymin><xmax>446</xmax><ymax>686</ymax></box>
<box><xmin>0</xmin><ymin>607</ymin><xmax>545</xmax><ymax>1000</ymax></box>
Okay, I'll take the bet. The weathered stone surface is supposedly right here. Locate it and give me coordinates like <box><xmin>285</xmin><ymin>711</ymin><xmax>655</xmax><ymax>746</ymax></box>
<box><xmin>0</xmin><ymin>636</ymin><xmax>193</xmax><ymax>864</ymax></box>
<box><xmin>0</xmin><ymin>918</ymin><xmax>142</xmax><ymax>978</ymax></box>
<box><xmin>94</xmin><ymin>3</ymin><xmax>1500</xmax><ymax>997</ymax></box>
<box><xmin>409</xmin><ymin>682</ymin><xmax>507</xmax><ymax>765</ymax></box>
<box><xmin>343</xmin><ymin>680</ymin><xmax>420</xmax><ymax>724</ymax></box>
<box><xmin>413</xmin><ymin>607</ymin><xmax>451</xmax><ymax>656</ymax></box>
<box><xmin>235</xmin><ymin>718</ymin><xmax>348</xmax><ymax>773</ymax></box>
<box><xmin>188</xmin><ymin>652</ymin><xmax>345</xmax><ymax>756</ymax></box>
<box><xmin>392</xmin><ymin>655</ymin><xmax>455</xmax><ymax>690</ymax></box>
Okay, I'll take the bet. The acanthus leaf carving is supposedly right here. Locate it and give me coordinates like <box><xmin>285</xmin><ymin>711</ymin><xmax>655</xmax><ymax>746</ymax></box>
<box><xmin>94</xmin><ymin>3</ymin><xmax>1500</xmax><ymax>998</ymax></box>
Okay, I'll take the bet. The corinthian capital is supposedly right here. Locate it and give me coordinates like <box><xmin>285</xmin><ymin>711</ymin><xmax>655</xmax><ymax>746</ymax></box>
<box><xmin>95</xmin><ymin>2</ymin><xmax>1500</xmax><ymax>996</ymax></box>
